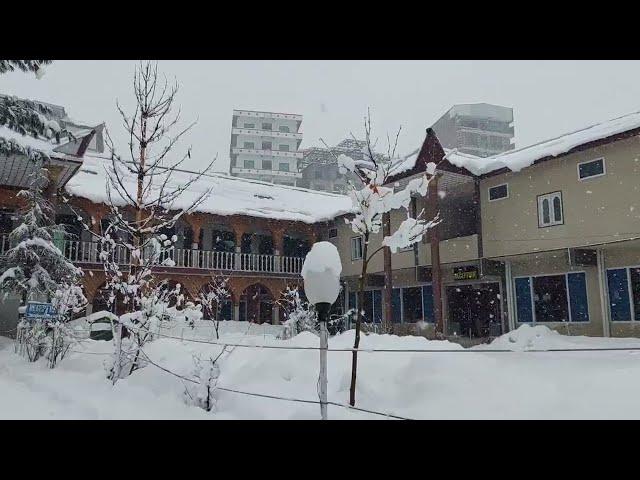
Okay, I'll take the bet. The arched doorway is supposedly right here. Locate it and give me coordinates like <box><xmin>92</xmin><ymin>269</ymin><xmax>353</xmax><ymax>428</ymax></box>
<box><xmin>199</xmin><ymin>281</ymin><xmax>234</xmax><ymax>321</ymax></box>
<box><xmin>239</xmin><ymin>283</ymin><xmax>274</xmax><ymax>324</ymax></box>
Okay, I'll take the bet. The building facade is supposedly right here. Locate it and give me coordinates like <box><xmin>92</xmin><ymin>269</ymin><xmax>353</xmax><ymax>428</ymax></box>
<box><xmin>325</xmin><ymin>109</ymin><xmax>640</xmax><ymax>341</ymax></box>
<box><xmin>432</xmin><ymin>103</ymin><xmax>515</xmax><ymax>157</ymax></box>
<box><xmin>229</xmin><ymin>109</ymin><xmax>303</xmax><ymax>187</ymax></box>
<box><xmin>298</xmin><ymin>139</ymin><xmax>377</xmax><ymax>193</ymax></box>
<box><xmin>3</xmin><ymin>97</ymin><xmax>640</xmax><ymax>342</ymax></box>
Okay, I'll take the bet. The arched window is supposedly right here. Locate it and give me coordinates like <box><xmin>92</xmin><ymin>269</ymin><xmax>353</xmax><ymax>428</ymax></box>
<box><xmin>542</xmin><ymin>198</ymin><xmax>550</xmax><ymax>225</ymax></box>
<box><xmin>538</xmin><ymin>192</ymin><xmax>563</xmax><ymax>227</ymax></box>
<box><xmin>553</xmin><ymin>196</ymin><xmax>562</xmax><ymax>222</ymax></box>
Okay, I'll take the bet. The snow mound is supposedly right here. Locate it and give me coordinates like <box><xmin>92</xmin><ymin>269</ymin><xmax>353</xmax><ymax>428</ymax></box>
<box><xmin>479</xmin><ymin>324</ymin><xmax>640</xmax><ymax>351</ymax></box>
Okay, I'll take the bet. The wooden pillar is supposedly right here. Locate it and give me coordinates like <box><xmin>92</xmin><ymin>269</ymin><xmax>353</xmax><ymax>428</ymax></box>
<box><xmin>185</xmin><ymin>214</ymin><xmax>206</xmax><ymax>250</ymax></box>
<box><xmin>272</xmin><ymin>227</ymin><xmax>285</xmax><ymax>256</ymax></box>
<box><xmin>428</xmin><ymin>175</ymin><xmax>444</xmax><ymax>337</ymax></box>
<box><xmin>382</xmin><ymin>211</ymin><xmax>393</xmax><ymax>330</ymax></box>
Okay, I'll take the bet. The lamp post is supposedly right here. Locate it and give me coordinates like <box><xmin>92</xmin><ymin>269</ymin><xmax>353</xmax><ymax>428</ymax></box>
<box><xmin>301</xmin><ymin>241</ymin><xmax>342</xmax><ymax>421</ymax></box>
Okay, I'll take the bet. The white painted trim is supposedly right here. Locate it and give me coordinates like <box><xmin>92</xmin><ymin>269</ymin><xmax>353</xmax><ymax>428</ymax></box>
<box><xmin>597</xmin><ymin>249</ymin><xmax>611</xmax><ymax>337</ymax></box>
<box><xmin>505</xmin><ymin>260</ymin><xmax>516</xmax><ymax>331</ymax></box>
<box><xmin>488</xmin><ymin>183</ymin><xmax>509</xmax><ymax>202</ymax></box>
<box><xmin>577</xmin><ymin>157</ymin><xmax>606</xmax><ymax>181</ymax></box>
<box><xmin>537</xmin><ymin>191</ymin><xmax>564</xmax><ymax>227</ymax></box>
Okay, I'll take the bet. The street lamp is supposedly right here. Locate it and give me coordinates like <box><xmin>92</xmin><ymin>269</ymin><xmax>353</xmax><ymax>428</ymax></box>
<box><xmin>301</xmin><ymin>241</ymin><xmax>342</xmax><ymax>420</ymax></box>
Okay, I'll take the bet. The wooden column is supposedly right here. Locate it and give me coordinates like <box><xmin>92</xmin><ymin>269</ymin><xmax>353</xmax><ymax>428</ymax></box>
<box><xmin>428</xmin><ymin>174</ymin><xmax>444</xmax><ymax>337</ymax></box>
<box><xmin>185</xmin><ymin>213</ymin><xmax>206</xmax><ymax>250</ymax></box>
<box><xmin>271</xmin><ymin>227</ymin><xmax>285</xmax><ymax>256</ymax></box>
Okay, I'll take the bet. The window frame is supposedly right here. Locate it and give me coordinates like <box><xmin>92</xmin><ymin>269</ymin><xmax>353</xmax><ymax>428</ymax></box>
<box><xmin>261</xmin><ymin>159</ymin><xmax>272</xmax><ymax>170</ymax></box>
<box><xmin>328</xmin><ymin>227</ymin><xmax>338</xmax><ymax>239</ymax></box>
<box><xmin>537</xmin><ymin>191</ymin><xmax>564</xmax><ymax>228</ymax></box>
<box><xmin>488</xmin><ymin>183</ymin><xmax>509</xmax><ymax>202</ymax></box>
<box><xmin>243</xmin><ymin>123</ymin><xmax>255</xmax><ymax>129</ymax></box>
<box><xmin>261</xmin><ymin>122</ymin><xmax>272</xmax><ymax>131</ymax></box>
<box><xmin>279</xmin><ymin>125</ymin><xmax>290</xmax><ymax>133</ymax></box>
<box><xmin>243</xmin><ymin>159</ymin><xmax>255</xmax><ymax>169</ymax></box>
<box><xmin>606</xmin><ymin>265</ymin><xmax>640</xmax><ymax>322</ymax></box>
<box><xmin>513</xmin><ymin>270</ymin><xmax>590</xmax><ymax>324</ymax></box>
<box><xmin>278</xmin><ymin>162</ymin><xmax>290</xmax><ymax>172</ymax></box>
<box><xmin>577</xmin><ymin>157</ymin><xmax>606</xmax><ymax>181</ymax></box>
<box><xmin>350</xmin><ymin>236</ymin><xmax>363</xmax><ymax>260</ymax></box>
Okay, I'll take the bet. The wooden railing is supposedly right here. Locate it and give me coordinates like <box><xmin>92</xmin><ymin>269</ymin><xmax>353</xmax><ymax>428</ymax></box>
<box><xmin>0</xmin><ymin>236</ymin><xmax>304</xmax><ymax>275</ymax></box>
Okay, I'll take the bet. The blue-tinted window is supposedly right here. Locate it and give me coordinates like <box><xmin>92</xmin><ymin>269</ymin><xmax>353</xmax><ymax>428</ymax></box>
<box><xmin>630</xmin><ymin>267</ymin><xmax>640</xmax><ymax>321</ymax></box>
<box><xmin>608</xmin><ymin>269</ymin><xmax>631</xmax><ymax>321</ymax></box>
<box><xmin>567</xmin><ymin>272</ymin><xmax>589</xmax><ymax>322</ymax></box>
<box><xmin>422</xmin><ymin>285</ymin><xmax>434</xmax><ymax>323</ymax></box>
<box><xmin>392</xmin><ymin>288</ymin><xmax>402</xmax><ymax>323</ymax></box>
<box><xmin>373</xmin><ymin>290</ymin><xmax>382</xmax><ymax>323</ymax></box>
<box><xmin>515</xmin><ymin>277</ymin><xmax>533</xmax><ymax>323</ymax></box>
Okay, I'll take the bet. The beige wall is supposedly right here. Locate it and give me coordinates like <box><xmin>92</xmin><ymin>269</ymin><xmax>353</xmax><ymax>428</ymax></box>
<box><xmin>481</xmin><ymin>135</ymin><xmax>640</xmax><ymax>258</ymax></box>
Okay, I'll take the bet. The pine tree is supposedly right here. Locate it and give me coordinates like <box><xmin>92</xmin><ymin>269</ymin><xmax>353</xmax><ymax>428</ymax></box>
<box><xmin>0</xmin><ymin>166</ymin><xmax>83</xmax><ymax>303</ymax></box>
<box><xmin>0</xmin><ymin>60</ymin><xmax>72</xmax><ymax>160</ymax></box>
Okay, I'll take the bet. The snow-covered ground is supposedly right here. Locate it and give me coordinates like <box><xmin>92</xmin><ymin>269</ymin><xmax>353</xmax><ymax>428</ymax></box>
<box><xmin>2</xmin><ymin>322</ymin><xmax>640</xmax><ymax>419</ymax></box>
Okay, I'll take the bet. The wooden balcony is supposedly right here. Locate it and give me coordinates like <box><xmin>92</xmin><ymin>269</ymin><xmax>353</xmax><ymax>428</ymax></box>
<box><xmin>0</xmin><ymin>236</ymin><xmax>304</xmax><ymax>276</ymax></box>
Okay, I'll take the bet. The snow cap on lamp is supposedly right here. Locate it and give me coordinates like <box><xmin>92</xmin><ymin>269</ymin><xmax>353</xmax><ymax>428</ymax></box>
<box><xmin>301</xmin><ymin>241</ymin><xmax>342</xmax><ymax>305</ymax></box>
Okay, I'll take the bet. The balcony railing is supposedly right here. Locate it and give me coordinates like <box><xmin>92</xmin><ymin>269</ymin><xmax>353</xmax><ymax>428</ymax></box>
<box><xmin>231</xmin><ymin>147</ymin><xmax>303</xmax><ymax>159</ymax></box>
<box><xmin>231</xmin><ymin>127</ymin><xmax>303</xmax><ymax>140</ymax></box>
<box><xmin>0</xmin><ymin>236</ymin><xmax>304</xmax><ymax>275</ymax></box>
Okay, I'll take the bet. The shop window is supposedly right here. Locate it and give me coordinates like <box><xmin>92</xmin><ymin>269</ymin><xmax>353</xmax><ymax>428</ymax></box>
<box><xmin>422</xmin><ymin>285</ymin><xmax>434</xmax><ymax>323</ymax></box>
<box><xmin>391</xmin><ymin>288</ymin><xmax>402</xmax><ymax>323</ymax></box>
<box><xmin>533</xmin><ymin>274</ymin><xmax>569</xmax><ymax>322</ymax></box>
<box><xmin>402</xmin><ymin>287</ymin><xmax>423</xmax><ymax>323</ymax></box>
<box><xmin>515</xmin><ymin>273</ymin><xmax>588</xmax><ymax>323</ymax></box>
<box><xmin>607</xmin><ymin>267</ymin><xmax>640</xmax><ymax>321</ymax></box>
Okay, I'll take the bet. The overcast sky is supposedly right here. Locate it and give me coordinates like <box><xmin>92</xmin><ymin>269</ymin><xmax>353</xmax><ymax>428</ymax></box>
<box><xmin>2</xmin><ymin>60</ymin><xmax>640</xmax><ymax>172</ymax></box>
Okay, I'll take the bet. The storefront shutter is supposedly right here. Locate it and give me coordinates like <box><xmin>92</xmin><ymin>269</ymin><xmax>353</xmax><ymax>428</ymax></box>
<box><xmin>514</xmin><ymin>277</ymin><xmax>533</xmax><ymax>323</ymax></box>
<box><xmin>422</xmin><ymin>285</ymin><xmax>434</xmax><ymax>323</ymax></box>
<box><xmin>607</xmin><ymin>269</ymin><xmax>631</xmax><ymax>321</ymax></box>
<box><xmin>567</xmin><ymin>272</ymin><xmax>589</xmax><ymax>322</ymax></box>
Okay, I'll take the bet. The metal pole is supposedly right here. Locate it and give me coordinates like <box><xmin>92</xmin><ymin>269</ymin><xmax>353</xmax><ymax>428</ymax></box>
<box><xmin>316</xmin><ymin>302</ymin><xmax>330</xmax><ymax>420</ymax></box>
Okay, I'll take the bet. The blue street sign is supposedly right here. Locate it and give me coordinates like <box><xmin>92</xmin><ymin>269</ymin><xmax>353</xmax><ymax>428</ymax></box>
<box><xmin>25</xmin><ymin>302</ymin><xmax>58</xmax><ymax>321</ymax></box>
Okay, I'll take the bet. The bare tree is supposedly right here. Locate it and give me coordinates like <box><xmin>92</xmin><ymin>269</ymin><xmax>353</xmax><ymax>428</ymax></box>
<box><xmin>69</xmin><ymin>61</ymin><xmax>216</xmax><ymax>380</ymax></box>
<box><xmin>325</xmin><ymin>109</ymin><xmax>445</xmax><ymax>406</ymax></box>
<box><xmin>198</xmin><ymin>274</ymin><xmax>231</xmax><ymax>339</ymax></box>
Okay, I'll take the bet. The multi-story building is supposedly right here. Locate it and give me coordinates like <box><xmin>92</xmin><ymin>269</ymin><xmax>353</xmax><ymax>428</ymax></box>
<box><xmin>229</xmin><ymin>109</ymin><xmax>303</xmax><ymax>187</ymax></box>
<box><xmin>4</xmin><ymin>96</ymin><xmax>640</xmax><ymax>343</ymax></box>
<box><xmin>0</xmin><ymin>102</ymin><xmax>349</xmax><ymax>333</ymax></box>
<box><xmin>298</xmin><ymin>139</ymin><xmax>385</xmax><ymax>194</ymax></box>
<box><xmin>432</xmin><ymin>103</ymin><xmax>515</xmax><ymax>157</ymax></box>
<box><xmin>325</xmin><ymin>108</ymin><xmax>640</xmax><ymax>341</ymax></box>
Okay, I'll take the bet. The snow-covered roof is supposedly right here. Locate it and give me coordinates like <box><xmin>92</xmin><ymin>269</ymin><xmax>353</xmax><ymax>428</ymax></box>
<box><xmin>389</xmin><ymin>146</ymin><xmax>480</xmax><ymax>178</ymax></box>
<box><xmin>65</xmin><ymin>154</ymin><xmax>353</xmax><ymax>224</ymax></box>
<box><xmin>0</xmin><ymin>125</ymin><xmax>76</xmax><ymax>158</ymax></box>
<box><xmin>392</xmin><ymin>109</ymin><xmax>640</xmax><ymax>179</ymax></box>
<box><xmin>447</xmin><ymin>109</ymin><xmax>640</xmax><ymax>176</ymax></box>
